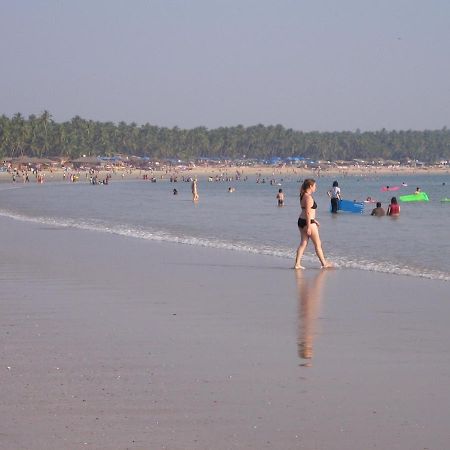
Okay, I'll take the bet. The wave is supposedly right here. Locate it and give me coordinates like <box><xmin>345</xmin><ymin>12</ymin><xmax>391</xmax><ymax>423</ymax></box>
<box><xmin>0</xmin><ymin>209</ymin><xmax>448</xmax><ymax>282</ymax></box>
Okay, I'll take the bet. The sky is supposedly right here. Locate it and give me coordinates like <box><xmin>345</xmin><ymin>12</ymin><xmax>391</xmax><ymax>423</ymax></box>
<box><xmin>1</xmin><ymin>0</ymin><xmax>449</xmax><ymax>131</ymax></box>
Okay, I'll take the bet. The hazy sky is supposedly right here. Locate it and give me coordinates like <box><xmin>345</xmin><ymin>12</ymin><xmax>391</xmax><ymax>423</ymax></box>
<box><xmin>1</xmin><ymin>0</ymin><xmax>449</xmax><ymax>131</ymax></box>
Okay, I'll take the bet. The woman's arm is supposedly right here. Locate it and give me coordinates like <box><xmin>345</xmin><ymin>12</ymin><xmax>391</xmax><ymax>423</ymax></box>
<box><xmin>305</xmin><ymin>196</ymin><xmax>314</xmax><ymax>235</ymax></box>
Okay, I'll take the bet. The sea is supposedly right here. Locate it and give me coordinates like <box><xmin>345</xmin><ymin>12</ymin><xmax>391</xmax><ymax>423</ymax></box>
<box><xmin>1</xmin><ymin>172</ymin><xmax>449</xmax><ymax>281</ymax></box>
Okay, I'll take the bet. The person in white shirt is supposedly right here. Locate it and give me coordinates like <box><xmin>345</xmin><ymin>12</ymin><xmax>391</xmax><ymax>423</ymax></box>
<box><xmin>327</xmin><ymin>181</ymin><xmax>341</xmax><ymax>213</ymax></box>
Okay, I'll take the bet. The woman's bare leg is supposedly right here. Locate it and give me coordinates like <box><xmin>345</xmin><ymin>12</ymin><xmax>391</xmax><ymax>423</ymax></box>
<box><xmin>294</xmin><ymin>228</ymin><xmax>309</xmax><ymax>269</ymax></box>
<box><xmin>309</xmin><ymin>226</ymin><xmax>332</xmax><ymax>268</ymax></box>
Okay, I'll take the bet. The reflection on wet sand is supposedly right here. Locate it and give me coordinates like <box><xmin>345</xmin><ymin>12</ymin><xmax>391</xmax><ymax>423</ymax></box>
<box><xmin>296</xmin><ymin>270</ymin><xmax>328</xmax><ymax>367</ymax></box>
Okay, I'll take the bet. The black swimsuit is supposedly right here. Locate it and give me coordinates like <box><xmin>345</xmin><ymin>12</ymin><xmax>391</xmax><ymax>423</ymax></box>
<box><xmin>298</xmin><ymin>195</ymin><xmax>317</xmax><ymax>229</ymax></box>
<box><xmin>302</xmin><ymin>201</ymin><xmax>317</xmax><ymax>210</ymax></box>
<box><xmin>298</xmin><ymin>217</ymin><xmax>316</xmax><ymax>228</ymax></box>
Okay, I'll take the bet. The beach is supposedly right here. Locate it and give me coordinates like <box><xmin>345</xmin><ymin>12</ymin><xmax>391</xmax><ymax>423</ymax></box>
<box><xmin>1</xmin><ymin>215</ymin><xmax>450</xmax><ymax>450</ymax></box>
<box><xmin>1</xmin><ymin>162</ymin><xmax>449</xmax><ymax>186</ymax></box>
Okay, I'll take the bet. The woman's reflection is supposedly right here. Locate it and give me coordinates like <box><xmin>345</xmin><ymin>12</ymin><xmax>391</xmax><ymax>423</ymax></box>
<box><xmin>296</xmin><ymin>269</ymin><xmax>328</xmax><ymax>367</ymax></box>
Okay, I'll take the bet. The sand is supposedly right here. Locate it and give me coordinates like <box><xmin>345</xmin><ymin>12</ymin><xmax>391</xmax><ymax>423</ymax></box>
<box><xmin>1</xmin><ymin>216</ymin><xmax>450</xmax><ymax>449</ymax></box>
<box><xmin>1</xmin><ymin>162</ymin><xmax>449</xmax><ymax>186</ymax></box>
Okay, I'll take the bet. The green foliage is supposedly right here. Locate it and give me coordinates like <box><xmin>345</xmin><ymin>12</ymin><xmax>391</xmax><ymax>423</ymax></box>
<box><xmin>0</xmin><ymin>113</ymin><xmax>449</xmax><ymax>162</ymax></box>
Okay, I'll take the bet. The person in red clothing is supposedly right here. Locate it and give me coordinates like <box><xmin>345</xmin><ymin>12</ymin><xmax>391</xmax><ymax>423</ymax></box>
<box><xmin>387</xmin><ymin>197</ymin><xmax>400</xmax><ymax>216</ymax></box>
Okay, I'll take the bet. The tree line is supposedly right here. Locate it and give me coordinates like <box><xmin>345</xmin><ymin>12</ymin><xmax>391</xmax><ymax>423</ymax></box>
<box><xmin>1</xmin><ymin>111</ymin><xmax>449</xmax><ymax>163</ymax></box>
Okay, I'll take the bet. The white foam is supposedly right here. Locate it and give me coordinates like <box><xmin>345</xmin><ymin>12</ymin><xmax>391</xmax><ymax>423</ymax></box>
<box><xmin>0</xmin><ymin>209</ymin><xmax>448</xmax><ymax>282</ymax></box>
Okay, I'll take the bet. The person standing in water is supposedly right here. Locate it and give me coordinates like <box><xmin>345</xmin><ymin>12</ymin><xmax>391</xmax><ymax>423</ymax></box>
<box><xmin>191</xmin><ymin>178</ymin><xmax>199</xmax><ymax>201</ymax></box>
<box><xmin>276</xmin><ymin>188</ymin><xmax>284</xmax><ymax>206</ymax></box>
<box><xmin>371</xmin><ymin>202</ymin><xmax>385</xmax><ymax>216</ymax></box>
<box><xmin>387</xmin><ymin>197</ymin><xmax>400</xmax><ymax>216</ymax></box>
<box><xmin>295</xmin><ymin>179</ymin><xmax>332</xmax><ymax>269</ymax></box>
<box><xmin>327</xmin><ymin>180</ymin><xmax>341</xmax><ymax>213</ymax></box>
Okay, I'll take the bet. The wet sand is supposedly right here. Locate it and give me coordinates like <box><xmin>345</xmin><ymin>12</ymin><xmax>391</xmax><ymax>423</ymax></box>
<box><xmin>1</xmin><ymin>216</ymin><xmax>449</xmax><ymax>449</ymax></box>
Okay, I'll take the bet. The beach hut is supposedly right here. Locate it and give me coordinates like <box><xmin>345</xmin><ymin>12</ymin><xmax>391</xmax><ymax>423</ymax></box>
<box><xmin>9</xmin><ymin>156</ymin><xmax>58</xmax><ymax>171</ymax></box>
<box><xmin>71</xmin><ymin>156</ymin><xmax>105</xmax><ymax>169</ymax></box>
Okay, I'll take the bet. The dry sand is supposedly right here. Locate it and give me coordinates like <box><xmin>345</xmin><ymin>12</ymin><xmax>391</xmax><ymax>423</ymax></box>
<box><xmin>1</xmin><ymin>216</ymin><xmax>449</xmax><ymax>449</ymax></box>
<box><xmin>1</xmin><ymin>163</ymin><xmax>449</xmax><ymax>186</ymax></box>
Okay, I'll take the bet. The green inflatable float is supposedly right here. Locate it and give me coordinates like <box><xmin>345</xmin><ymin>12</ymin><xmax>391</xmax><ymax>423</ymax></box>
<box><xmin>399</xmin><ymin>192</ymin><xmax>429</xmax><ymax>202</ymax></box>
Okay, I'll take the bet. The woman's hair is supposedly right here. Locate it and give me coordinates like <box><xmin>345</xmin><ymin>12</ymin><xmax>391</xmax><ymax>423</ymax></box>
<box><xmin>300</xmin><ymin>179</ymin><xmax>316</xmax><ymax>197</ymax></box>
<box><xmin>391</xmin><ymin>197</ymin><xmax>397</xmax><ymax>204</ymax></box>
<box><xmin>332</xmin><ymin>180</ymin><xmax>339</xmax><ymax>187</ymax></box>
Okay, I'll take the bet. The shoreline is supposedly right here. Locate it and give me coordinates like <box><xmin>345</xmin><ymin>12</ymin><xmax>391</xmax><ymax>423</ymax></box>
<box><xmin>1</xmin><ymin>214</ymin><xmax>450</xmax><ymax>449</ymax></box>
<box><xmin>1</xmin><ymin>169</ymin><xmax>448</xmax><ymax>283</ymax></box>
<box><xmin>0</xmin><ymin>206</ymin><xmax>448</xmax><ymax>282</ymax></box>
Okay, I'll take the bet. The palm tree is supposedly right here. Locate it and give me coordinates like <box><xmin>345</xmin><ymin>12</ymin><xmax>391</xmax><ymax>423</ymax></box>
<box><xmin>10</xmin><ymin>113</ymin><xmax>28</xmax><ymax>157</ymax></box>
<box><xmin>37</xmin><ymin>110</ymin><xmax>53</xmax><ymax>156</ymax></box>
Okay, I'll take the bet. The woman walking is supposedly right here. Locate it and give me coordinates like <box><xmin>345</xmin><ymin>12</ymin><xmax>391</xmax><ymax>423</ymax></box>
<box><xmin>295</xmin><ymin>179</ymin><xmax>332</xmax><ymax>269</ymax></box>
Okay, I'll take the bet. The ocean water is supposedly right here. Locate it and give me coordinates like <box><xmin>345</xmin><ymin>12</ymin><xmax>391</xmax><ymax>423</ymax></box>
<box><xmin>1</xmin><ymin>172</ymin><xmax>449</xmax><ymax>281</ymax></box>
